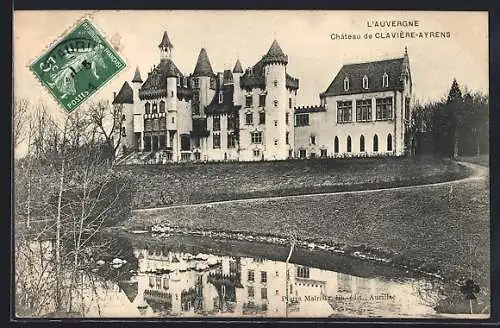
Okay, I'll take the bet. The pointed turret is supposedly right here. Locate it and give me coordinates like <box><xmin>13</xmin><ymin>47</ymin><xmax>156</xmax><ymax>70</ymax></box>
<box><xmin>158</xmin><ymin>31</ymin><xmax>174</xmax><ymax>49</ymax></box>
<box><xmin>132</xmin><ymin>66</ymin><xmax>143</xmax><ymax>83</ymax></box>
<box><xmin>159</xmin><ymin>31</ymin><xmax>174</xmax><ymax>60</ymax></box>
<box><xmin>232</xmin><ymin>59</ymin><xmax>243</xmax><ymax>73</ymax></box>
<box><xmin>193</xmin><ymin>48</ymin><xmax>214</xmax><ymax>77</ymax></box>
<box><xmin>262</xmin><ymin>39</ymin><xmax>288</xmax><ymax>65</ymax></box>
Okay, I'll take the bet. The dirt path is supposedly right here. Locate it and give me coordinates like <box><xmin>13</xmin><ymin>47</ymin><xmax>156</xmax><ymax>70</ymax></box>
<box><xmin>132</xmin><ymin>161</ymin><xmax>487</xmax><ymax>213</ymax></box>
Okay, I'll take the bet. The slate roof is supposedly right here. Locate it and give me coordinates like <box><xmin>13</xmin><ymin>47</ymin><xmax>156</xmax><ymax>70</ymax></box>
<box><xmin>158</xmin><ymin>31</ymin><xmax>174</xmax><ymax>49</ymax></box>
<box><xmin>262</xmin><ymin>39</ymin><xmax>288</xmax><ymax>65</ymax></box>
<box><xmin>232</xmin><ymin>59</ymin><xmax>243</xmax><ymax>73</ymax></box>
<box><xmin>193</xmin><ymin>48</ymin><xmax>215</xmax><ymax>77</ymax></box>
<box><xmin>323</xmin><ymin>56</ymin><xmax>410</xmax><ymax>96</ymax></box>
<box><xmin>112</xmin><ymin>81</ymin><xmax>133</xmax><ymax>104</ymax></box>
<box><xmin>132</xmin><ymin>67</ymin><xmax>143</xmax><ymax>83</ymax></box>
<box><xmin>118</xmin><ymin>281</ymin><xmax>138</xmax><ymax>303</ymax></box>
<box><xmin>139</xmin><ymin>59</ymin><xmax>184</xmax><ymax>99</ymax></box>
<box><xmin>294</xmin><ymin>105</ymin><xmax>326</xmax><ymax>114</ymax></box>
<box><xmin>205</xmin><ymin>84</ymin><xmax>241</xmax><ymax>115</ymax></box>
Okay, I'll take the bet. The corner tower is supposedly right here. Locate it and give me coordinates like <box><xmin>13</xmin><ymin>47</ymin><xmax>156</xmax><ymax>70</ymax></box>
<box><xmin>192</xmin><ymin>48</ymin><xmax>215</xmax><ymax>118</ymax></box>
<box><xmin>263</xmin><ymin>40</ymin><xmax>288</xmax><ymax>160</ymax></box>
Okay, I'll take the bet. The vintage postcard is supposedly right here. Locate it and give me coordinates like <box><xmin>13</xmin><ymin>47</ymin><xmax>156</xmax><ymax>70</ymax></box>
<box><xmin>12</xmin><ymin>10</ymin><xmax>489</xmax><ymax>319</ymax></box>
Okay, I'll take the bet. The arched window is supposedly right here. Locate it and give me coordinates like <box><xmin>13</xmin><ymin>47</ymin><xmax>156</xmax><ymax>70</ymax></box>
<box><xmin>334</xmin><ymin>136</ymin><xmax>339</xmax><ymax>153</ymax></box>
<box><xmin>343</xmin><ymin>77</ymin><xmax>349</xmax><ymax>91</ymax></box>
<box><xmin>347</xmin><ymin>136</ymin><xmax>352</xmax><ymax>152</ymax></box>
<box><xmin>152</xmin><ymin>102</ymin><xmax>158</xmax><ymax>114</ymax></box>
<box><xmin>387</xmin><ymin>134</ymin><xmax>393</xmax><ymax>151</ymax></box>
<box><xmin>360</xmin><ymin>135</ymin><xmax>365</xmax><ymax>152</ymax></box>
<box><xmin>145</xmin><ymin>102</ymin><xmax>151</xmax><ymax>114</ymax></box>
<box><xmin>362</xmin><ymin>75</ymin><xmax>369</xmax><ymax>89</ymax></box>
<box><xmin>159</xmin><ymin>100</ymin><xmax>165</xmax><ymax>113</ymax></box>
<box><xmin>373</xmin><ymin>134</ymin><xmax>378</xmax><ymax>152</ymax></box>
<box><xmin>382</xmin><ymin>72</ymin><xmax>389</xmax><ymax>87</ymax></box>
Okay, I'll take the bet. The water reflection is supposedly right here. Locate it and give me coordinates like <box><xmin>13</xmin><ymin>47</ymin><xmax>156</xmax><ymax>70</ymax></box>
<box><xmin>16</xmin><ymin>237</ymin><xmax>441</xmax><ymax>318</ymax></box>
<box><xmin>124</xmin><ymin>245</ymin><xmax>437</xmax><ymax>317</ymax></box>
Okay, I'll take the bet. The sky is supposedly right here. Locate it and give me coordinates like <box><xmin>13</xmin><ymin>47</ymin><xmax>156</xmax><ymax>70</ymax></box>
<box><xmin>13</xmin><ymin>10</ymin><xmax>488</xmax><ymax>125</ymax></box>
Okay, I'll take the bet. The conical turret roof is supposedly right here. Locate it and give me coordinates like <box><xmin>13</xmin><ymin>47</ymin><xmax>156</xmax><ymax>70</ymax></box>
<box><xmin>158</xmin><ymin>31</ymin><xmax>174</xmax><ymax>49</ymax></box>
<box><xmin>132</xmin><ymin>66</ymin><xmax>143</xmax><ymax>83</ymax></box>
<box><xmin>232</xmin><ymin>59</ymin><xmax>243</xmax><ymax>73</ymax></box>
<box><xmin>262</xmin><ymin>39</ymin><xmax>288</xmax><ymax>65</ymax></box>
<box><xmin>193</xmin><ymin>48</ymin><xmax>214</xmax><ymax>77</ymax></box>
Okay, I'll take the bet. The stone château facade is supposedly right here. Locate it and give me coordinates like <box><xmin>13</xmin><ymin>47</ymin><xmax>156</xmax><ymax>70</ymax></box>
<box><xmin>112</xmin><ymin>31</ymin><xmax>413</xmax><ymax>163</ymax></box>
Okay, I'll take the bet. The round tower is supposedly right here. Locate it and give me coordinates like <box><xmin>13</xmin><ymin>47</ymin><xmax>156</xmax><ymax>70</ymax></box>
<box><xmin>263</xmin><ymin>40</ymin><xmax>288</xmax><ymax>160</ymax></box>
<box><xmin>192</xmin><ymin>48</ymin><xmax>215</xmax><ymax>118</ymax></box>
<box><xmin>232</xmin><ymin>59</ymin><xmax>244</xmax><ymax>107</ymax></box>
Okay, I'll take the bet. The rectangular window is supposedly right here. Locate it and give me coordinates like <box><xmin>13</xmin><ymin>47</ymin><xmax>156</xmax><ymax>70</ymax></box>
<box><xmin>251</xmin><ymin>132</ymin><xmax>263</xmax><ymax>144</ymax></box>
<box><xmin>299</xmin><ymin>149</ymin><xmax>306</xmax><ymax>158</ymax></box>
<box><xmin>253</xmin><ymin>149</ymin><xmax>260</xmax><ymax>157</ymax></box>
<box><xmin>321</xmin><ymin>149</ymin><xmax>327</xmax><ymax>158</ymax></box>
<box><xmin>227</xmin><ymin>114</ymin><xmax>236</xmax><ymax>130</ymax></box>
<box><xmin>286</xmin><ymin>132</ymin><xmax>289</xmax><ymax>145</ymax></box>
<box><xmin>192</xmin><ymin>93</ymin><xmax>200</xmax><ymax>115</ymax></box>
<box><xmin>405</xmin><ymin>97</ymin><xmax>411</xmax><ymax>121</ymax></box>
<box><xmin>159</xmin><ymin>117</ymin><xmax>166</xmax><ymax>130</ymax></box>
<box><xmin>248</xmin><ymin>286</ymin><xmax>254</xmax><ymax>298</ymax></box>
<box><xmin>356</xmin><ymin>99</ymin><xmax>372</xmax><ymax>122</ymax></box>
<box><xmin>259</xmin><ymin>94</ymin><xmax>266</xmax><ymax>107</ymax></box>
<box><xmin>213</xmin><ymin>115</ymin><xmax>221</xmax><ymax>131</ymax></box>
<box><xmin>289</xmin><ymin>98</ymin><xmax>292</xmax><ymax>109</ymax></box>
<box><xmin>274</xmin><ymin>120</ymin><xmax>278</xmax><ymax>127</ymax></box>
<box><xmin>376</xmin><ymin>97</ymin><xmax>393</xmax><ymax>120</ymax></box>
<box><xmin>180</xmin><ymin>135</ymin><xmax>190</xmax><ymax>151</ymax></box>
<box><xmin>261</xmin><ymin>271</ymin><xmax>267</xmax><ymax>283</ymax></box>
<box><xmin>337</xmin><ymin>101</ymin><xmax>353</xmax><ymax>123</ymax></box>
<box><xmin>181</xmin><ymin>153</ymin><xmax>190</xmax><ymax>161</ymax></box>
<box><xmin>261</xmin><ymin>288</ymin><xmax>268</xmax><ymax>300</ymax></box>
<box><xmin>227</xmin><ymin>133</ymin><xmax>236</xmax><ymax>148</ymax></box>
<box><xmin>248</xmin><ymin>270</ymin><xmax>255</xmax><ymax>282</ymax></box>
<box><xmin>245</xmin><ymin>95</ymin><xmax>253</xmax><ymax>107</ymax></box>
<box><xmin>259</xmin><ymin>112</ymin><xmax>265</xmax><ymax>125</ymax></box>
<box><xmin>310</xmin><ymin>135</ymin><xmax>316</xmax><ymax>145</ymax></box>
<box><xmin>193</xmin><ymin>78</ymin><xmax>199</xmax><ymax>89</ymax></box>
<box><xmin>297</xmin><ymin>266</ymin><xmax>310</xmax><ymax>278</ymax></box>
<box><xmin>213</xmin><ymin>134</ymin><xmax>220</xmax><ymax>149</ymax></box>
<box><xmin>295</xmin><ymin>113</ymin><xmax>309</xmax><ymax>127</ymax></box>
<box><xmin>285</xmin><ymin>112</ymin><xmax>289</xmax><ymax>125</ymax></box>
<box><xmin>245</xmin><ymin>112</ymin><xmax>253</xmax><ymax>125</ymax></box>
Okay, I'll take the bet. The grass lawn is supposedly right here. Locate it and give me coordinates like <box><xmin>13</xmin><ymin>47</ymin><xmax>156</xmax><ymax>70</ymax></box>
<box><xmin>126</xmin><ymin>168</ymin><xmax>489</xmax><ymax>313</ymax></box>
<box><xmin>120</xmin><ymin>156</ymin><xmax>470</xmax><ymax>209</ymax></box>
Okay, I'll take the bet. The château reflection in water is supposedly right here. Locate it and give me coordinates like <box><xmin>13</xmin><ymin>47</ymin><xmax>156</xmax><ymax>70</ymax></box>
<box><xmin>120</xmin><ymin>246</ymin><xmax>438</xmax><ymax>318</ymax></box>
<box><xmin>16</xmin><ymin>239</ymin><xmax>440</xmax><ymax>318</ymax></box>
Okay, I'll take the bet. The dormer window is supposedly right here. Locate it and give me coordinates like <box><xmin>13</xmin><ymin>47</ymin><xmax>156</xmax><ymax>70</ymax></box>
<box><xmin>343</xmin><ymin>77</ymin><xmax>349</xmax><ymax>91</ymax></box>
<box><xmin>383</xmin><ymin>73</ymin><xmax>389</xmax><ymax>87</ymax></box>
<box><xmin>218</xmin><ymin>91</ymin><xmax>223</xmax><ymax>104</ymax></box>
<box><xmin>362</xmin><ymin>75</ymin><xmax>369</xmax><ymax>89</ymax></box>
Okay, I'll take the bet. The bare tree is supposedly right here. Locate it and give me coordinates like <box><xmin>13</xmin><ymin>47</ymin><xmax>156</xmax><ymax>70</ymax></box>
<box><xmin>13</xmin><ymin>97</ymin><xmax>30</xmax><ymax>148</ymax></box>
<box><xmin>87</xmin><ymin>100</ymin><xmax>124</xmax><ymax>162</ymax></box>
<box><xmin>14</xmin><ymin>99</ymin><xmax>133</xmax><ymax>317</ymax></box>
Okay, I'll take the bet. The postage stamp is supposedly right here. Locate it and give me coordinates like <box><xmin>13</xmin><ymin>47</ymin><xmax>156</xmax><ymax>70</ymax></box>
<box><xmin>29</xmin><ymin>18</ymin><xmax>126</xmax><ymax>113</ymax></box>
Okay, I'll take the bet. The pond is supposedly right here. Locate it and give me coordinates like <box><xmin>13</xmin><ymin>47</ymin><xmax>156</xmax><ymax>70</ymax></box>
<box><xmin>18</xmin><ymin>230</ymin><xmax>456</xmax><ymax>319</ymax></box>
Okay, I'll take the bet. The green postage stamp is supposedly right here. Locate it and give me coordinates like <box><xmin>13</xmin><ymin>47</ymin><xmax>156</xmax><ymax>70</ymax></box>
<box><xmin>30</xmin><ymin>18</ymin><xmax>126</xmax><ymax>113</ymax></box>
